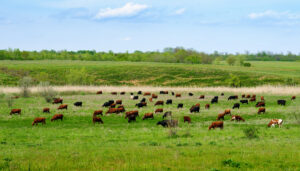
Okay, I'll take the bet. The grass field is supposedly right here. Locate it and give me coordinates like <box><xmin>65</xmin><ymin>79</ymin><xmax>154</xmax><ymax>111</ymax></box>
<box><xmin>0</xmin><ymin>89</ymin><xmax>300</xmax><ymax>170</ymax></box>
<box><xmin>0</xmin><ymin>60</ymin><xmax>300</xmax><ymax>86</ymax></box>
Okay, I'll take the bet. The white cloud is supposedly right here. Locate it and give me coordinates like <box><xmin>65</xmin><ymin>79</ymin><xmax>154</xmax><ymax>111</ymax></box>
<box><xmin>174</xmin><ymin>8</ymin><xmax>186</xmax><ymax>15</ymax></box>
<box><xmin>94</xmin><ymin>2</ymin><xmax>148</xmax><ymax>19</ymax></box>
<box><xmin>122</xmin><ymin>37</ymin><xmax>132</xmax><ymax>41</ymax></box>
<box><xmin>248</xmin><ymin>10</ymin><xmax>300</xmax><ymax>20</ymax></box>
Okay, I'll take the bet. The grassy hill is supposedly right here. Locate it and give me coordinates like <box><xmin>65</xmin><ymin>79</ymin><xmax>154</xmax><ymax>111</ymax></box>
<box><xmin>0</xmin><ymin>60</ymin><xmax>299</xmax><ymax>86</ymax></box>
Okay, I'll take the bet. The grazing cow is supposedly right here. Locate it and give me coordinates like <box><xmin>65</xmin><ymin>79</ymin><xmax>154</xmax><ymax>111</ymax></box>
<box><xmin>221</xmin><ymin>93</ymin><xmax>224</xmax><ymax>96</ymax></box>
<box><xmin>120</xmin><ymin>92</ymin><xmax>125</xmax><ymax>95</ymax></box>
<box><xmin>93</xmin><ymin>110</ymin><xmax>103</xmax><ymax>116</ymax></box>
<box><xmin>258</xmin><ymin>107</ymin><xmax>266</xmax><ymax>114</ymax></box>
<box><xmin>246</xmin><ymin>94</ymin><xmax>251</xmax><ymax>98</ymax></box>
<box><xmin>231</xmin><ymin>115</ymin><xmax>245</xmax><ymax>122</ymax></box>
<box><xmin>133</xmin><ymin>96</ymin><xmax>139</xmax><ymax>100</ymax></box>
<box><xmin>217</xmin><ymin>113</ymin><xmax>226</xmax><ymax>120</ymax></box>
<box><xmin>125</xmin><ymin>110</ymin><xmax>139</xmax><ymax>119</ymax></box>
<box><xmin>110</xmin><ymin>103</ymin><xmax>116</xmax><ymax>108</ymax></box>
<box><xmin>162</xmin><ymin>111</ymin><xmax>172</xmax><ymax>119</ymax></box>
<box><xmin>93</xmin><ymin>117</ymin><xmax>103</xmax><ymax>124</ymax></box>
<box><xmin>10</xmin><ymin>109</ymin><xmax>21</xmax><ymax>115</ymax></box>
<box><xmin>224</xmin><ymin>109</ymin><xmax>231</xmax><ymax>115</ymax></box>
<box><xmin>172</xmin><ymin>92</ymin><xmax>175</xmax><ymax>96</ymax></box>
<box><xmin>149</xmin><ymin>98</ymin><xmax>153</xmax><ymax>102</ymax></box>
<box><xmin>117</xmin><ymin>106</ymin><xmax>125</xmax><ymax>113</ymax></box>
<box><xmin>190</xmin><ymin>106</ymin><xmax>200</xmax><ymax>113</ymax></box>
<box><xmin>208</xmin><ymin>121</ymin><xmax>224</xmax><ymax>130</ymax></box>
<box><xmin>199</xmin><ymin>95</ymin><xmax>205</xmax><ymax>99</ymax></box>
<box><xmin>256</xmin><ymin>102</ymin><xmax>265</xmax><ymax>107</ymax></box>
<box><xmin>268</xmin><ymin>119</ymin><xmax>283</xmax><ymax>127</ymax></box>
<box><xmin>160</xmin><ymin>91</ymin><xmax>168</xmax><ymax>94</ymax></box>
<box><xmin>137</xmin><ymin>91</ymin><xmax>142</xmax><ymax>95</ymax></box>
<box><xmin>111</xmin><ymin>92</ymin><xmax>117</xmax><ymax>95</ymax></box>
<box><xmin>177</xmin><ymin>103</ymin><xmax>183</xmax><ymax>108</ymax></box>
<box><xmin>242</xmin><ymin>94</ymin><xmax>245</xmax><ymax>98</ymax></box>
<box><xmin>152</xmin><ymin>94</ymin><xmax>158</xmax><ymax>98</ymax></box>
<box><xmin>189</xmin><ymin>93</ymin><xmax>194</xmax><ymax>96</ymax></box>
<box><xmin>74</xmin><ymin>101</ymin><xmax>82</xmax><ymax>107</ymax></box>
<box><xmin>51</xmin><ymin>114</ymin><xmax>63</xmax><ymax>121</ymax></box>
<box><xmin>106</xmin><ymin>108</ymin><xmax>118</xmax><ymax>114</ymax></box>
<box><xmin>43</xmin><ymin>108</ymin><xmax>50</xmax><ymax>113</ymax></box>
<box><xmin>155</xmin><ymin>101</ymin><xmax>164</xmax><ymax>106</ymax></box>
<box><xmin>140</xmin><ymin>98</ymin><xmax>146</xmax><ymax>103</ymax></box>
<box><xmin>176</xmin><ymin>94</ymin><xmax>181</xmax><ymax>98</ymax></box>
<box><xmin>96</xmin><ymin>91</ymin><xmax>102</xmax><ymax>94</ymax></box>
<box><xmin>166</xmin><ymin>99</ymin><xmax>172</xmax><ymax>105</ymax></box>
<box><xmin>240</xmin><ymin>100</ymin><xmax>248</xmax><ymax>104</ymax></box>
<box><xmin>58</xmin><ymin>104</ymin><xmax>68</xmax><ymax>110</ymax></box>
<box><xmin>32</xmin><ymin>117</ymin><xmax>46</xmax><ymax>126</ymax></box>
<box><xmin>52</xmin><ymin>98</ymin><xmax>63</xmax><ymax>104</ymax></box>
<box><xmin>102</xmin><ymin>101</ymin><xmax>114</xmax><ymax>107</ymax></box>
<box><xmin>291</xmin><ymin>96</ymin><xmax>296</xmax><ymax>100</ymax></box>
<box><xmin>232</xmin><ymin>103</ymin><xmax>240</xmax><ymax>109</ymax></box>
<box><xmin>136</xmin><ymin>102</ymin><xmax>147</xmax><ymax>108</ymax></box>
<box><xmin>183</xmin><ymin>116</ymin><xmax>191</xmax><ymax>123</ymax></box>
<box><xmin>116</xmin><ymin>100</ymin><xmax>122</xmax><ymax>105</ymax></box>
<box><xmin>211</xmin><ymin>96</ymin><xmax>218</xmax><ymax>104</ymax></box>
<box><xmin>205</xmin><ymin>104</ymin><xmax>210</xmax><ymax>109</ymax></box>
<box><xmin>157</xmin><ymin>120</ymin><xmax>178</xmax><ymax>127</ymax></box>
<box><xmin>228</xmin><ymin>95</ymin><xmax>238</xmax><ymax>100</ymax></box>
<box><xmin>155</xmin><ymin>108</ymin><xmax>163</xmax><ymax>113</ymax></box>
<box><xmin>144</xmin><ymin>92</ymin><xmax>151</xmax><ymax>96</ymax></box>
<box><xmin>261</xmin><ymin>96</ymin><xmax>265</xmax><ymax>101</ymax></box>
<box><xmin>143</xmin><ymin>113</ymin><xmax>154</xmax><ymax>120</ymax></box>
<box><xmin>250</xmin><ymin>97</ymin><xmax>256</xmax><ymax>102</ymax></box>
<box><xmin>13</xmin><ymin>96</ymin><xmax>20</xmax><ymax>99</ymax></box>
<box><xmin>277</xmin><ymin>100</ymin><xmax>286</xmax><ymax>106</ymax></box>
<box><xmin>128</xmin><ymin>114</ymin><xmax>137</xmax><ymax>123</ymax></box>
<box><xmin>252</xmin><ymin>94</ymin><xmax>256</xmax><ymax>98</ymax></box>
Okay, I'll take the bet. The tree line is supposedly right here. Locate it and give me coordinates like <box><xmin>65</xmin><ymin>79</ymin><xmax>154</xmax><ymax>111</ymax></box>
<box><xmin>1</xmin><ymin>48</ymin><xmax>300</xmax><ymax>64</ymax></box>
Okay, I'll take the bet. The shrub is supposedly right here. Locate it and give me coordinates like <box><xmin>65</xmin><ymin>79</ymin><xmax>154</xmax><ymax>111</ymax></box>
<box><xmin>243</xmin><ymin>126</ymin><xmax>259</xmax><ymax>139</ymax></box>
<box><xmin>222</xmin><ymin>159</ymin><xmax>241</xmax><ymax>168</ymax></box>
<box><xmin>5</xmin><ymin>95</ymin><xmax>14</xmax><ymax>107</ymax></box>
<box><xmin>39</xmin><ymin>81</ymin><xmax>57</xmax><ymax>103</ymax></box>
<box><xmin>19</xmin><ymin>76</ymin><xmax>33</xmax><ymax>97</ymax></box>
<box><xmin>244</xmin><ymin>63</ymin><xmax>251</xmax><ymax>67</ymax></box>
<box><xmin>226</xmin><ymin>74</ymin><xmax>241</xmax><ymax>87</ymax></box>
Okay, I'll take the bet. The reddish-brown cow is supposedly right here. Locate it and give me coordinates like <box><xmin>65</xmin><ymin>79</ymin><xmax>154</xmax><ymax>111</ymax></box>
<box><xmin>10</xmin><ymin>109</ymin><xmax>21</xmax><ymax>115</ymax></box>
<box><xmin>43</xmin><ymin>108</ymin><xmax>50</xmax><ymax>113</ymax></box>
<box><xmin>258</xmin><ymin>107</ymin><xmax>266</xmax><ymax>114</ymax></box>
<box><xmin>209</xmin><ymin>121</ymin><xmax>224</xmax><ymax>130</ymax></box>
<box><xmin>58</xmin><ymin>104</ymin><xmax>68</xmax><ymax>110</ymax></box>
<box><xmin>143</xmin><ymin>113</ymin><xmax>154</xmax><ymax>120</ymax></box>
<box><xmin>155</xmin><ymin>108</ymin><xmax>163</xmax><ymax>113</ymax></box>
<box><xmin>183</xmin><ymin>116</ymin><xmax>191</xmax><ymax>123</ymax></box>
<box><xmin>32</xmin><ymin>117</ymin><xmax>46</xmax><ymax>126</ymax></box>
<box><xmin>51</xmin><ymin>114</ymin><xmax>63</xmax><ymax>121</ymax></box>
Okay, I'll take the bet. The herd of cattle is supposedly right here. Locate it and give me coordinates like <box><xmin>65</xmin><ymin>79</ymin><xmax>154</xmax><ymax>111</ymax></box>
<box><xmin>8</xmin><ymin>90</ymin><xmax>296</xmax><ymax>129</ymax></box>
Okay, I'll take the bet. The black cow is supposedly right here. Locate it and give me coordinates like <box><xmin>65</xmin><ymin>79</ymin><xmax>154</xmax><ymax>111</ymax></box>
<box><xmin>190</xmin><ymin>106</ymin><xmax>200</xmax><ymax>113</ymax></box>
<box><xmin>102</xmin><ymin>100</ymin><xmax>114</xmax><ymax>107</ymax></box>
<box><xmin>74</xmin><ymin>101</ymin><xmax>82</xmax><ymax>107</ymax></box>
<box><xmin>128</xmin><ymin>115</ymin><xmax>137</xmax><ymax>123</ymax></box>
<box><xmin>137</xmin><ymin>91</ymin><xmax>142</xmax><ymax>95</ymax></box>
<box><xmin>189</xmin><ymin>93</ymin><xmax>194</xmax><ymax>96</ymax></box>
<box><xmin>130</xmin><ymin>92</ymin><xmax>134</xmax><ymax>95</ymax></box>
<box><xmin>277</xmin><ymin>100</ymin><xmax>286</xmax><ymax>106</ymax></box>
<box><xmin>232</xmin><ymin>103</ymin><xmax>240</xmax><ymax>109</ymax></box>
<box><xmin>211</xmin><ymin>98</ymin><xmax>218</xmax><ymax>104</ymax></box>
<box><xmin>162</xmin><ymin>111</ymin><xmax>172</xmax><ymax>119</ymax></box>
<box><xmin>228</xmin><ymin>96</ymin><xmax>238</xmax><ymax>100</ymax></box>
<box><xmin>172</xmin><ymin>92</ymin><xmax>175</xmax><ymax>96</ymax></box>
<box><xmin>240</xmin><ymin>100</ymin><xmax>248</xmax><ymax>104</ymax></box>
<box><xmin>157</xmin><ymin>120</ymin><xmax>178</xmax><ymax>127</ymax></box>
<box><xmin>133</xmin><ymin>96</ymin><xmax>139</xmax><ymax>100</ymax></box>
<box><xmin>221</xmin><ymin>93</ymin><xmax>224</xmax><ymax>96</ymax></box>
<box><xmin>166</xmin><ymin>99</ymin><xmax>172</xmax><ymax>105</ymax></box>
<box><xmin>140</xmin><ymin>98</ymin><xmax>146</xmax><ymax>103</ymax></box>
<box><xmin>135</xmin><ymin>102</ymin><xmax>146</xmax><ymax>108</ymax></box>
<box><xmin>177</xmin><ymin>103</ymin><xmax>183</xmax><ymax>108</ymax></box>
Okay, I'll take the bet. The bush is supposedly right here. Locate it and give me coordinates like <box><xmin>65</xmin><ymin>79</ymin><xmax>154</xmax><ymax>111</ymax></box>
<box><xmin>39</xmin><ymin>81</ymin><xmax>57</xmax><ymax>103</ymax></box>
<box><xmin>226</xmin><ymin>74</ymin><xmax>241</xmax><ymax>87</ymax></box>
<box><xmin>5</xmin><ymin>95</ymin><xmax>14</xmax><ymax>107</ymax></box>
<box><xmin>222</xmin><ymin>159</ymin><xmax>241</xmax><ymax>168</ymax></box>
<box><xmin>243</xmin><ymin>126</ymin><xmax>259</xmax><ymax>139</ymax></box>
<box><xmin>19</xmin><ymin>76</ymin><xmax>33</xmax><ymax>97</ymax></box>
<box><xmin>244</xmin><ymin>63</ymin><xmax>251</xmax><ymax>67</ymax></box>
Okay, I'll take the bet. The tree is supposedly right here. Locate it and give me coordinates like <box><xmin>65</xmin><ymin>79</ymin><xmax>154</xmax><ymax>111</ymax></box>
<box><xmin>19</xmin><ymin>76</ymin><xmax>33</xmax><ymax>97</ymax></box>
<box><xmin>226</xmin><ymin>56</ymin><xmax>236</xmax><ymax>65</ymax></box>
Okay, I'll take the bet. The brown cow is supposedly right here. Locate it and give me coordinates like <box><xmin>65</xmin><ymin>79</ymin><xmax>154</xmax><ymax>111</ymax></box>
<box><xmin>242</xmin><ymin>94</ymin><xmax>245</xmax><ymax>98</ymax></box>
<box><xmin>268</xmin><ymin>119</ymin><xmax>283</xmax><ymax>127</ymax></box>
<box><xmin>58</xmin><ymin>104</ymin><xmax>68</xmax><ymax>110</ymax></box>
<box><xmin>143</xmin><ymin>113</ymin><xmax>154</xmax><ymax>120</ymax></box>
<box><xmin>120</xmin><ymin>91</ymin><xmax>126</xmax><ymax>95</ymax></box>
<box><xmin>51</xmin><ymin>114</ymin><xmax>63</xmax><ymax>121</ymax></box>
<box><xmin>252</xmin><ymin>94</ymin><xmax>256</xmax><ymax>98</ymax></box>
<box><xmin>32</xmin><ymin>117</ymin><xmax>46</xmax><ymax>126</ymax></box>
<box><xmin>155</xmin><ymin>101</ymin><xmax>164</xmax><ymax>106</ymax></box>
<box><xmin>106</xmin><ymin>108</ymin><xmax>119</xmax><ymax>114</ymax></box>
<box><xmin>217</xmin><ymin>112</ymin><xmax>226</xmax><ymax>120</ymax></box>
<box><xmin>110</xmin><ymin>103</ymin><xmax>116</xmax><ymax>108</ymax></box>
<box><xmin>231</xmin><ymin>115</ymin><xmax>245</xmax><ymax>122</ymax></box>
<box><xmin>152</xmin><ymin>94</ymin><xmax>158</xmax><ymax>99</ymax></box>
<box><xmin>205</xmin><ymin>104</ymin><xmax>210</xmax><ymax>109</ymax></box>
<box><xmin>208</xmin><ymin>121</ymin><xmax>224</xmax><ymax>130</ymax></box>
<box><xmin>183</xmin><ymin>116</ymin><xmax>191</xmax><ymax>123</ymax></box>
<box><xmin>199</xmin><ymin>95</ymin><xmax>205</xmax><ymax>99</ymax></box>
<box><xmin>246</xmin><ymin>94</ymin><xmax>251</xmax><ymax>98</ymax></box>
<box><xmin>258</xmin><ymin>107</ymin><xmax>266</xmax><ymax>114</ymax></box>
<box><xmin>261</xmin><ymin>96</ymin><xmax>265</xmax><ymax>101</ymax></box>
<box><xmin>125</xmin><ymin>110</ymin><xmax>139</xmax><ymax>118</ymax></box>
<box><xmin>117</xmin><ymin>107</ymin><xmax>125</xmax><ymax>113</ymax></box>
<box><xmin>250</xmin><ymin>97</ymin><xmax>256</xmax><ymax>102</ymax></box>
<box><xmin>175</xmin><ymin>94</ymin><xmax>181</xmax><ymax>98</ymax></box>
<box><xmin>256</xmin><ymin>102</ymin><xmax>265</xmax><ymax>107</ymax></box>
<box><xmin>10</xmin><ymin>109</ymin><xmax>21</xmax><ymax>115</ymax></box>
<box><xmin>155</xmin><ymin>108</ymin><xmax>163</xmax><ymax>113</ymax></box>
<box><xmin>93</xmin><ymin>117</ymin><xmax>103</xmax><ymax>124</ymax></box>
<box><xmin>144</xmin><ymin>92</ymin><xmax>151</xmax><ymax>96</ymax></box>
<box><xmin>43</xmin><ymin>108</ymin><xmax>50</xmax><ymax>113</ymax></box>
<box><xmin>291</xmin><ymin>96</ymin><xmax>296</xmax><ymax>100</ymax></box>
<box><xmin>52</xmin><ymin>98</ymin><xmax>63</xmax><ymax>104</ymax></box>
<box><xmin>149</xmin><ymin>98</ymin><xmax>153</xmax><ymax>102</ymax></box>
<box><xmin>111</xmin><ymin>92</ymin><xmax>117</xmax><ymax>95</ymax></box>
<box><xmin>224</xmin><ymin>109</ymin><xmax>231</xmax><ymax>115</ymax></box>
<box><xmin>96</xmin><ymin>91</ymin><xmax>102</xmax><ymax>94</ymax></box>
<box><xmin>116</xmin><ymin>100</ymin><xmax>122</xmax><ymax>105</ymax></box>
<box><xmin>93</xmin><ymin>110</ymin><xmax>103</xmax><ymax>116</ymax></box>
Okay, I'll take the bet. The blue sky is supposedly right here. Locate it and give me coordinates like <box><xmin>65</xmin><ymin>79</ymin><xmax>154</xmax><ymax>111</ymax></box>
<box><xmin>1</xmin><ymin>0</ymin><xmax>300</xmax><ymax>53</ymax></box>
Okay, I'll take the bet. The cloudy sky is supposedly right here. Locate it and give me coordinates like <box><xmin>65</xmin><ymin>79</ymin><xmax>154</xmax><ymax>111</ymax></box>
<box><xmin>1</xmin><ymin>0</ymin><xmax>300</xmax><ymax>53</ymax></box>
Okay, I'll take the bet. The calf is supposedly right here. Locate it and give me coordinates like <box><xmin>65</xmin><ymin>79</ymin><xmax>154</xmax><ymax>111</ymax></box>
<box><xmin>152</xmin><ymin>94</ymin><xmax>158</xmax><ymax>99</ymax></box>
<box><xmin>96</xmin><ymin>91</ymin><xmax>102</xmax><ymax>94</ymax></box>
<box><xmin>268</xmin><ymin>119</ymin><xmax>283</xmax><ymax>127</ymax></box>
<box><xmin>277</xmin><ymin>100</ymin><xmax>286</xmax><ymax>106</ymax></box>
<box><xmin>177</xmin><ymin>103</ymin><xmax>183</xmax><ymax>108</ymax></box>
<box><xmin>52</xmin><ymin>98</ymin><xmax>63</xmax><ymax>104</ymax></box>
<box><xmin>228</xmin><ymin>95</ymin><xmax>238</xmax><ymax>100</ymax></box>
<box><xmin>10</xmin><ymin>109</ymin><xmax>21</xmax><ymax>115</ymax></box>
<box><xmin>143</xmin><ymin>113</ymin><xmax>154</xmax><ymax>120</ymax></box>
<box><xmin>93</xmin><ymin>110</ymin><xmax>103</xmax><ymax>116</ymax></box>
<box><xmin>93</xmin><ymin>117</ymin><xmax>103</xmax><ymax>124</ymax></box>
<box><xmin>175</xmin><ymin>94</ymin><xmax>181</xmax><ymax>98</ymax></box>
<box><xmin>74</xmin><ymin>101</ymin><xmax>82</xmax><ymax>107</ymax></box>
<box><xmin>155</xmin><ymin>108</ymin><xmax>163</xmax><ymax>113</ymax></box>
<box><xmin>116</xmin><ymin>100</ymin><xmax>122</xmax><ymax>104</ymax></box>
<box><xmin>51</xmin><ymin>114</ymin><xmax>63</xmax><ymax>121</ymax></box>
<box><xmin>162</xmin><ymin>111</ymin><xmax>172</xmax><ymax>119</ymax></box>
<box><xmin>231</xmin><ymin>115</ymin><xmax>245</xmax><ymax>122</ymax></box>
<box><xmin>166</xmin><ymin>99</ymin><xmax>172</xmax><ymax>105</ymax></box>
<box><xmin>58</xmin><ymin>104</ymin><xmax>68</xmax><ymax>110</ymax></box>
<box><xmin>208</xmin><ymin>121</ymin><xmax>224</xmax><ymax>130</ymax></box>
<box><xmin>188</xmin><ymin>93</ymin><xmax>194</xmax><ymax>96</ymax></box>
<box><xmin>291</xmin><ymin>96</ymin><xmax>296</xmax><ymax>100</ymax></box>
<box><xmin>240</xmin><ymin>100</ymin><xmax>248</xmax><ymax>104</ymax></box>
<box><xmin>32</xmin><ymin>117</ymin><xmax>46</xmax><ymax>126</ymax></box>
<box><xmin>155</xmin><ymin>101</ymin><xmax>164</xmax><ymax>106</ymax></box>
<box><xmin>232</xmin><ymin>103</ymin><xmax>240</xmax><ymax>109</ymax></box>
<box><xmin>183</xmin><ymin>116</ymin><xmax>191</xmax><ymax>124</ymax></box>
<box><xmin>258</xmin><ymin>107</ymin><xmax>266</xmax><ymax>114</ymax></box>
<box><xmin>157</xmin><ymin>120</ymin><xmax>178</xmax><ymax>127</ymax></box>
<box><xmin>256</xmin><ymin>102</ymin><xmax>265</xmax><ymax>107</ymax></box>
<box><xmin>43</xmin><ymin>108</ymin><xmax>50</xmax><ymax>113</ymax></box>
<box><xmin>217</xmin><ymin>113</ymin><xmax>226</xmax><ymax>120</ymax></box>
<box><xmin>205</xmin><ymin>104</ymin><xmax>210</xmax><ymax>109</ymax></box>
